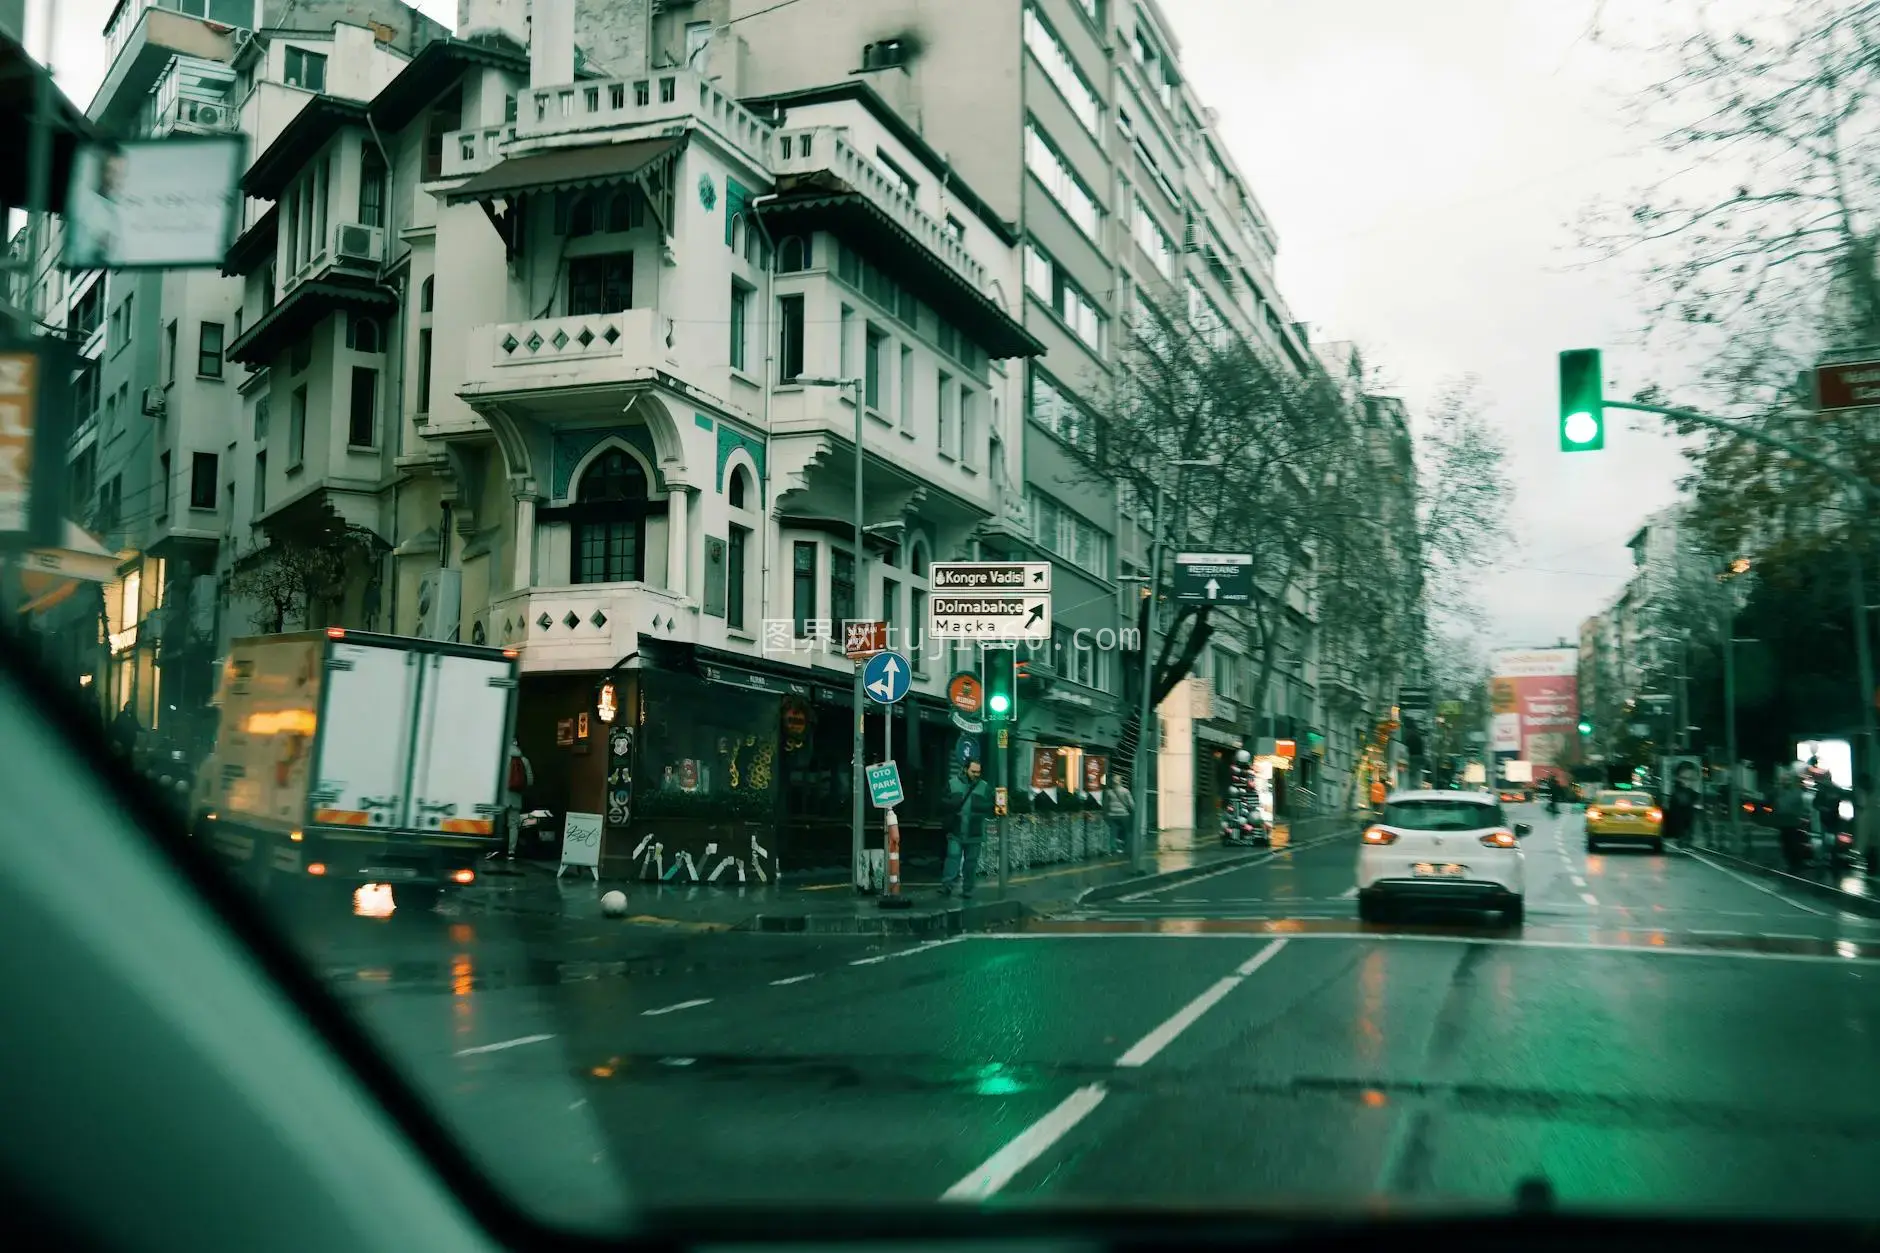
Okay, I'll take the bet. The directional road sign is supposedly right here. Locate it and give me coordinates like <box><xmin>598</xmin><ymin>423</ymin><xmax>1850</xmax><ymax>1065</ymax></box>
<box><xmin>929</xmin><ymin>561</ymin><xmax>1052</xmax><ymax>593</ymax></box>
<box><xmin>862</xmin><ymin>650</ymin><xmax>911</xmax><ymax>704</ymax></box>
<box><xmin>927</xmin><ymin>594</ymin><xmax>1052</xmax><ymax>641</ymax></box>
<box><xmin>1173</xmin><ymin>553</ymin><xmax>1254</xmax><ymax>605</ymax></box>
<box><xmin>866</xmin><ymin>761</ymin><xmax>904</xmax><ymax>808</ymax></box>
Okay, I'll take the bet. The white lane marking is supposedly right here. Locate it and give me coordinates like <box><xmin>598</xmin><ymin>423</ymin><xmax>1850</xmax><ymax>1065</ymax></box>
<box><xmin>453</xmin><ymin>1033</ymin><xmax>555</xmax><ymax>1056</ymax></box>
<box><xmin>1571</xmin><ymin>875</ymin><xmax>1587</xmax><ymax>887</ymax></box>
<box><xmin>641</xmin><ymin>998</ymin><xmax>712</xmax><ymax>1016</ymax></box>
<box><xmin>850</xmin><ymin>936</ymin><xmax>967</xmax><ymax>965</ymax></box>
<box><xmin>941</xmin><ymin>1084</ymin><xmax>1108</xmax><ymax>1201</ymax></box>
<box><xmin>1339</xmin><ymin>885</ymin><xmax>1359</xmax><ymax>898</ymax></box>
<box><xmin>769</xmin><ymin>974</ymin><xmax>817</xmax><ymax>986</ymax></box>
<box><xmin>1119</xmin><ymin>831</ymin><xmax>1351</xmax><ymax>900</ymax></box>
<box><xmin>1115</xmin><ymin>939</ymin><xmax>1288</xmax><ymax>1068</ymax></box>
<box><xmin>1581</xmin><ymin>892</ymin><xmax>1599</xmax><ymax>906</ymax></box>
<box><xmin>968</xmin><ymin>932</ymin><xmax>1880</xmax><ymax>965</ymax></box>
<box><xmin>1681</xmin><ymin>847</ymin><xmax>1830</xmax><ymax>916</ymax></box>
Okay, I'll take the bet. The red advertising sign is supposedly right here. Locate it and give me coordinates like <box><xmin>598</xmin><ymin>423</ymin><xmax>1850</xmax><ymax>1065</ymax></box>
<box><xmin>1030</xmin><ymin>746</ymin><xmax>1059</xmax><ymax>790</ymax></box>
<box><xmin>947</xmin><ymin>671</ymin><xmax>982</xmax><ymax>713</ymax></box>
<box><xmin>844</xmin><ymin>620</ymin><xmax>888</xmax><ymax>659</ymax></box>
<box><xmin>1084</xmin><ymin>754</ymin><xmax>1107</xmax><ymax>793</ymax></box>
<box><xmin>1491</xmin><ymin>648</ymin><xmax>1580</xmax><ymax>784</ymax></box>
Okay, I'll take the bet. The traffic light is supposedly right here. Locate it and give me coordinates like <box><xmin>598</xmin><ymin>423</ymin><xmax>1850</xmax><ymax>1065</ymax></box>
<box><xmin>983</xmin><ymin>647</ymin><xmax>1017</xmax><ymax>723</ymax></box>
<box><xmin>1578</xmin><ymin>719</ymin><xmax>1593</xmax><ymax>736</ymax></box>
<box><xmin>1559</xmin><ymin>349</ymin><xmax>1604</xmax><ymax>451</ymax></box>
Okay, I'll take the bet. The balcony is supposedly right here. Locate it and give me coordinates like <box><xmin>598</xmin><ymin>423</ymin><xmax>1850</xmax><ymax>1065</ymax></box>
<box><xmin>488</xmin><ymin>583</ymin><xmax>693</xmax><ymax>673</ymax></box>
<box><xmin>459</xmin><ymin>309</ymin><xmax>677</xmax><ymax>416</ymax></box>
<box><xmin>772</xmin><ymin>126</ymin><xmax>985</xmax><ymax>291</ymax></box>
<box><xmin>516</xmin><ymin>68</ymin><xmax>772</xmax><ymax>173</ymax></box>
<box><xmin>94</xmin><ymin>2</ymin><xmax>243</xmax><ymax>129</ymax></box>
<box><xmin>439</xmin><ymin>124</ymin><xmax>514</xmax><ymax>180</ymax></box>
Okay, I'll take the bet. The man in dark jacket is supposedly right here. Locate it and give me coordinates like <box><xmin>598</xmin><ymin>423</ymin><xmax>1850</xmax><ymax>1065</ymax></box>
<box><xmin>940</xmin><ymin>759</ymin><xmax>995</xmax><ymax>898</ymax></box>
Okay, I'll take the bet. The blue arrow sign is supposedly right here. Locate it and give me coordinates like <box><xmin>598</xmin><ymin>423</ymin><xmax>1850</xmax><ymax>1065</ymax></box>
<box><xmin>863</xmin><ymin>650</ymin><xmax>911</xmax><ymax>704</ymax></box>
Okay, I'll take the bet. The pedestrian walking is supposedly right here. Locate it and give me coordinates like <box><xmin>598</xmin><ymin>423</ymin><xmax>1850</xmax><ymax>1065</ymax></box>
<box><xmin>1664</xmin><ymin>763</ymin><xmax>1699</xmax><ymax>849</ymax></box>
<box><xmin>939</xmin><ymin>758</ymin><xmax>994</xmax><ymax>898</ymax></box>
<box><xmin>1773</xmin><ymin>771</ymin><xmax>1810</xmax><ymax>873</ymax></box>
<box><xmin>1102</xmin><ymin>769</ymin><xmax>1134</xmax><ymax>856</ymax></box>
<box><xmin>109</xmin><ymin>703</ymin><xmax>141</xmax><ymax>762</ymax></box>
<box><xmin>503</xmin><ymin>739</ymin><xmax>534</xmax><ymax>859</ymax></box>
<box><xmin>1856</xmin><ymin>774</ymin><xmax>1878</xmax><ymax>875</ymax></box>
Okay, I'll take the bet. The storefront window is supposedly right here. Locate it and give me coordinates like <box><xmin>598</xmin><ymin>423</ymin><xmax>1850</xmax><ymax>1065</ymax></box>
<box><xmin>636</xmin><ymin>673</ymin><xmax>779</xmax><ymax>822</ymax></box>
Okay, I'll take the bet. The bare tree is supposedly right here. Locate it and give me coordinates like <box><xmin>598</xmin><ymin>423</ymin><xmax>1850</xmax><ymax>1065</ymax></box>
<box><xmin>227</xmin><ymin>525</ymin><xmax>379</xmax><ymax>634</ymax></box>
<box><xmin>1062</xmin><ymin>301</ymin><xmax>1407</xmax><ymax>789</ymax></box>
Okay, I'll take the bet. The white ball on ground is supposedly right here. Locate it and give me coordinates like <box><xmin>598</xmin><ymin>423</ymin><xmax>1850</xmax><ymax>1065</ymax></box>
<box><xmin>600</xmin><ymin>889</ymin><xmax>629</xmax><ymax>917</ymax></box>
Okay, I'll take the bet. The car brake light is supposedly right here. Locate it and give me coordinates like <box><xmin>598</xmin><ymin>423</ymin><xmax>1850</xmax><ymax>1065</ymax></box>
<box><xmin>450</xmin><ymin>867</ymin><xmax>476</xmax><ymax>885</ymax></box>
<box><xmin>1362</xmin><ymin>826</ymin><xmax>1397</xmax><ymax>845</ymax></box>
<box><xmin>306</xmin><ymin>862</ymin><xmax>328</xmax><ymax>876</ymax></box>
<box><xmin>1648</xmin><ymin>808</ymin><xmax>1664</xmax><ymax>823</ymax></box>
<box><xmin>1480</xmin><ymin>829</ymin><xmax>1518</xmax><ymax>848</ymax></box>
<box><xmin>1586</xmin><ymin>807</ymin><xmax>1603</xmax><ymax>821</ymax></box>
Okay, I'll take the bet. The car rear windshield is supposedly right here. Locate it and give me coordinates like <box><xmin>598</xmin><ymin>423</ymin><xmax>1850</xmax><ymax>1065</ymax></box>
<box><xmin>1596</xmin><ymin>792</ymin><xmax>1654</xmax><ymax>807</ymax></box>
<box><xmin>1382</xmin><ymin>799</ymin><xmax>1504</xmax><ymax>831</ymax></box>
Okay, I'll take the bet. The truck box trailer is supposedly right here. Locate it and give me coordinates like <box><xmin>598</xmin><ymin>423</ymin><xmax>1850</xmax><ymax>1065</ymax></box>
<box><xmin>196</xmin><ymin>628</ymin><xmax>519</xmax><ymax>891</ymax></box>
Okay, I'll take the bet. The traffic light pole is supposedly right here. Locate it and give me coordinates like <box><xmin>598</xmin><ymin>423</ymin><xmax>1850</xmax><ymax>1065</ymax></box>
<box><xmin>1129</xmin><ymin>481</ymin><xmax>1167</xmax><ymax>875</ymax></box>
<box><xmin>1601</xmin><ymin>398</ymin><xmax>1880</xmax><ymax>787</ymax></box>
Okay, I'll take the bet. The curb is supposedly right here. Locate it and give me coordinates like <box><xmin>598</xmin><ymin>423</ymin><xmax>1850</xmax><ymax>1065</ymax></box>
<box><xmin>1678</xmin><ymin>842</ymin><xmax>1880</xmax><ymax>918</ymax></box>
<box><xmin>1075</xmin><ymin>820</ymin><xmax>1355</xmax><ymax>906</ymax></box>
<box><xmin>742</xmin><ymin>897</ymin><xmax>1031</xmax><ymax>935</ymax></box>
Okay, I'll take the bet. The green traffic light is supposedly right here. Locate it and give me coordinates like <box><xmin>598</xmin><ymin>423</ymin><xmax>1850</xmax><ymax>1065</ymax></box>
<box><xmin>1559</xmin><ymin>349</ymin><xmax>1605</xmax><ymax>452</ymax></box>
<box><xmin>1578</xmin><ymin>720</ymin><xmax>1593</xmax><ymax>735</ymax></box>
<box><xmin>988</xmin><ymin>693</ymin><xmax>1010</xmax><ymax>713</ymax></box>
<box><xmin>983</xmin><ymin>648</ymin><xmax>1018</xmax><ymax>723</ymax></box>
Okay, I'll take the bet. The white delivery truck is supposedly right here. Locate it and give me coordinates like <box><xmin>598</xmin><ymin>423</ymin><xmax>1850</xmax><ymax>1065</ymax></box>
<box><xmin>195</xmin><ymin>628</ymin><xmax>520</xmax><ymax>891</ymax></box>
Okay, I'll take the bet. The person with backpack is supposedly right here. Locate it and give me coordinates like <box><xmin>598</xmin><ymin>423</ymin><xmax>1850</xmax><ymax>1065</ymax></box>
<box><xmin>504</xmin><ymin>739</ymin><xmax>534</xmax><ymax>860</ymax></box>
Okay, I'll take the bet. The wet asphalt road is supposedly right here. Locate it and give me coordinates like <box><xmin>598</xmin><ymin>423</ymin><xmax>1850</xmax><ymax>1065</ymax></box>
<box><xmin>282</xmin><ymin>804</ymin><xmax>1880</xmax><ymax>1228</ymax></box>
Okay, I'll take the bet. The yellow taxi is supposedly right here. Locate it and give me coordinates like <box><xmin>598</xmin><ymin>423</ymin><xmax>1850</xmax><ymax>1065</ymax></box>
<box><xmin>1585</xmin><ymin>789</ymin><xmax>1664</xmax><ymax>853</ymax></box>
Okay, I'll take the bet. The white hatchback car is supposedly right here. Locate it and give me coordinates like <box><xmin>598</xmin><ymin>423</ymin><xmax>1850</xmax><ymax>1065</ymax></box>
<box><xmin>1356</xmin><ymin>789</ymin><xmax>1529</xmax><ymax>925</ymax></box>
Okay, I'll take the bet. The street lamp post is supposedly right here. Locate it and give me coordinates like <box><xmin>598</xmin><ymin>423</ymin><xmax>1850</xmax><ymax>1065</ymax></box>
<box><xmin>794</xmin><ymin>376</ymin><xmax>868</xmax><ymax>890</ymax></box>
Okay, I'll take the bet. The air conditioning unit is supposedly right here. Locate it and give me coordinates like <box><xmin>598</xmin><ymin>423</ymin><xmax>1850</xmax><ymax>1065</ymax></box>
<box><xmin>333</xmin><ymin>223</ymin><xmax>384</xmax><ymax>267</ymax></box>
<box><xmin>142</xmin><ymin>387</ymin><xmax>165</xmax><ymax>417</ymax></box>
<box><xmin>184</xmin><ymin>101</ymin><xmax>226</xmax><ymax>128</ymax></box>
<box><xmin>417</xmin><ymin>568</ymin><xmax>462</xmax><ymax>641</ymax></box>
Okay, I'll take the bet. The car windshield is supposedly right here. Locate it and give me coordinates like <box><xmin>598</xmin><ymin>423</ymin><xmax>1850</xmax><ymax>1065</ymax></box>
<box><xmin>1383</xmin><ymin>799</ymin><xmax>1505</xmax><ymax>831</ymax></box>
<box><xmin>13</xmin><ymin>0</ymin><xmax>1880</xmax><ymax>1235</ymax></box>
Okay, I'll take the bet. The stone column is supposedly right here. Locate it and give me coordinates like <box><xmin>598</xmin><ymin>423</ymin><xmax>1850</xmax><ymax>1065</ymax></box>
<box><xmin>665</xmin><ymin>485</ymin><xmax>690</xmax><ymax>597</ymax></box>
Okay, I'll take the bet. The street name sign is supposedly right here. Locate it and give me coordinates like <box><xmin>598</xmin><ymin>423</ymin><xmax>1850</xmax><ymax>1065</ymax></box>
<box><xmin>927</xmin><ymin>594</ymin><xmax>1052</xmax><ymax>641</ymax></box>
<box><xmin>1173</xmin><ymin>552</ymin><xmax>1254</xmax><ymax>605</ymax></box>
<box><xmin>844</xmin><ymin>619</ymin><xmax>888</xmax><ymax>659</ymax></box>
<box><xmin>1816</xmin><ymin>359</ymin><xmax>1880</xmax><ymax>413</ymax></box>
<box><xmin>929</xmin><ymin>561</ymin><xmax>1053</xmax><ymax>592</ymax></box>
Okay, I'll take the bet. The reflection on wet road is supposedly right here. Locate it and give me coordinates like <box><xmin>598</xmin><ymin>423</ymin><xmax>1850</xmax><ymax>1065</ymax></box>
<box><xmin>280</xmin><ymin>804</ymin><xmax>1880</xmax><ymax>1227</ymax></box>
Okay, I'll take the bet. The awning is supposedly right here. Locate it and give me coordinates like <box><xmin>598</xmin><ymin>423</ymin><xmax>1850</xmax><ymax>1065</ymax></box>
<box><xmin>446</xmin><ymin>136</ymin><xmax>685</xmax><ymax>203</ymax></box>
<box><xmin>752</xmin><ymin>186</ymin><xmax>1044</xmax><ymax>362</ymax></box>
<box><xmin>13</xmin><ymin>522</ymin><xmax>121</xmax><ymax>584</ymax></box>
<box><xmin>225</xmin><ymin>276</ymin><xmax>396</xmax><ymax>366</ymax></box>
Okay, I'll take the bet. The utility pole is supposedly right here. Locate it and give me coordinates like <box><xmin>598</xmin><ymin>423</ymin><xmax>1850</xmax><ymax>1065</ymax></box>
<box><xmin>1129</xmin><ymin>480</ymin><xmax>1165</xmax><ymax>875</ymax></box>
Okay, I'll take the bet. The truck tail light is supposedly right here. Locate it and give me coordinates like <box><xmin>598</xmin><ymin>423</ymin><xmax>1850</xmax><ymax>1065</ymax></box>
<box><xmin>325</xmin><ymin>627</ymin><xmax>346</xmax><ymax>639</ymax></box>
<box><xmin>450</xmin><ymin>868</ymin><xmax>476</xmax><ymax>885</ymax></box>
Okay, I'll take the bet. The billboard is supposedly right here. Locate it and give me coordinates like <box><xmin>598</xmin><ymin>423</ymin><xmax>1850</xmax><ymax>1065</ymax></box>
<box><xmin>0</xmin><ymin>337</ymin><xmax>74</xmax><ymax>549</ymax></box>
<box><xmin>1491</xmin><ymin>648</ymin><xmax>1580</xmax><ymax>783</ymax></box>
<box><xmin>61</xmin><ymin>136</ymin><xmax>244</xmax><ymax>271</ymax></box>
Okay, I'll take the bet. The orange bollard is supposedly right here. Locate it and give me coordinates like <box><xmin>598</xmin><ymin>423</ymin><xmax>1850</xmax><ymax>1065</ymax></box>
<box><xmin>879</xmin><ymin>807</ymin><xmax>911</xmax><ymax>910</ymax></box>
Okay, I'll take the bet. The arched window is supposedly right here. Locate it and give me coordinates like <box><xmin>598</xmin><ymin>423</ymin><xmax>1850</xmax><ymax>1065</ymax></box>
<box><xmin>909</xmin><ymin>540</ymin><xmax>929</xmax><ymax>579</ymax></box>
<box><xmin>776</xmin><ymin>235</ymin><xmax>809</xmax><ymax>273</ymax></box>
<box><xmin>348</xmin><ymin>315</ymin><xmax>381</xmax><ymax>353</ymax></box>
<box><xmin>571</xmin><ymin>448</ymin><xmax>654</xmax><ymax>584</ymax></box>
<box><xmin>729</xmin><ymin>214</ymin><xmax>745</xmax><ymax>257</ymax></box>
<box><xmin>727</xmin><ymin>464</ymin><xmax>752</xmax><ymax>510</ymax></box>
<box><xmin>420</xmin><ymin>276</ymin><xmax>434</xmax><ymax>313</ymax></box>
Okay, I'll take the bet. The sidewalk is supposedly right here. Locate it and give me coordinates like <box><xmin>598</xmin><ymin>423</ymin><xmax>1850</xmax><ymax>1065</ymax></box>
<box><xmin>456</xmin><ymin>813</ymin><xmax>1356</xmax><ymax>935</ymax></box>
<box><xmin>1682</xmin><ymin>820</ymin><xmax>1880</xmax><ymax>918</ymax></box>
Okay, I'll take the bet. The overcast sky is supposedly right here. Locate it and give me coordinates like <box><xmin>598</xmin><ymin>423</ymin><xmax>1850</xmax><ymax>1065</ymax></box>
<box><xmin>28</xmin><ymin>0</ymin><xmax>1713</xmax><ymax>654</ymax></box>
